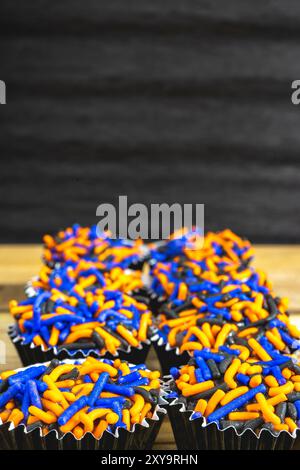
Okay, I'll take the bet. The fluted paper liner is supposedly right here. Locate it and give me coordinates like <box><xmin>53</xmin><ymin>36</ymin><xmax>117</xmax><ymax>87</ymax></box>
<box><xmin>8</xmin><ymin>325</ymin><xmax>151</xmax><ymax>367</ymax></box>
<box><xmin>165</xmin><ymin>378</ymin><xmax>300</xmax><ymax>450</ymax></box>
<box><xmin>0</xmin><ymin>360</ymin><xmax>167</xmax><ymax>450</ymax></box>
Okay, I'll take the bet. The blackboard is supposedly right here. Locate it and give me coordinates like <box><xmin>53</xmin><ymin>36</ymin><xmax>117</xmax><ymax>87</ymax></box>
<box><xmin>1</xmin><ymin>1</ymin><xmax>300</xmax><ymax>243</ymax></box>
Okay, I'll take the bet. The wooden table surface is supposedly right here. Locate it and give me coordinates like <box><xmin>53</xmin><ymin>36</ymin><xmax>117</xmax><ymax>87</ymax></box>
<box><xmin>1</xmin><ymin>245</ymin><xmax>300</xmax><ymax>449</ymax></box>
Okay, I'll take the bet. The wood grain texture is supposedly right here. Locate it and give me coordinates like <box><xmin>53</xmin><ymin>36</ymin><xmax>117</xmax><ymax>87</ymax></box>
<box><xmin>1</xmin><ymin>1</ymin><xmax>300</xmax><ymax>242</ymax></box>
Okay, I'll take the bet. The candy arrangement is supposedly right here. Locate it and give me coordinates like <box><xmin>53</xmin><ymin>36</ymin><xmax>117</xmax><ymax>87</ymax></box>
<box><xmin>9</xmin><ymin>226</ymin><xmax>154</xmax><ymax>362</ymax></box>
<box><xmin>155</xmin><ymin>290</ymin><xmax>300</xmax><ymax>359</ymax></box>
<box><xmin>168</xmin><ymin>350</ymin><xmax>300</xmax><ymax>435</ymax></box>
<box><xmin>10</xmin><ymin>289</ymin><xmax>152</xmax><ymax>356</ymax></box>
<box><xmin>149</xmin><ymin>228</ymin><xmax>253</xmax><ymax>268</ymax></box>
<box><xmin>43</xmin><ymin>225</ymin><xmax>145</xmax><ymax>270</ymax></box>
<box><xmin>30</xmin><ymin>260</ymin><xmax>144</xmax><ymax>296</ymax></box>
<box><xmin>147</xmin><ymin>228</ymin><xmax>300</xmax><ymax>447</ymax></box>
<box><xmin>3</xmin><ymin>224</ymin><xmax>300</xmax><ymax>449</ymax></box>
<box><xmin>0</xmin><ymin>357</ymin><xmax>163</xmax><ymax>438</ymax></box>
<box><xmin>151</xmin><ymin>231</ymin><xmax>300</xmax><ymax>362</ymax></box>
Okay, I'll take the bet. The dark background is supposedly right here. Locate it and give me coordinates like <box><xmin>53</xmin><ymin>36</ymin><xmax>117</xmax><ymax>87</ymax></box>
<box><xmin>1</xmin><ymin>1</ymin><xmax>300</xmax><ymax>243</ymax></box>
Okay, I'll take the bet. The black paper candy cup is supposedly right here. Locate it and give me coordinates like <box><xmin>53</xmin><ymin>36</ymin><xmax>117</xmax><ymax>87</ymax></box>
<box><xmin>8</xmin><ymin>325</ymin><xmax>151</xmax><ymax>367</ymax></box>
<box><xmin>0</xmin><ymin>360</ymin><xmax>168</xmax><ymax>450</ymax></box>
<box><xmin>0</xmin><ymin>418</ymin><xmax>165</xmax><ymax>450</ymax></box>
<box><xmin>167</xmin><ymin>399</ymin><xmax>300</xmax><ymax>450</ymax></box>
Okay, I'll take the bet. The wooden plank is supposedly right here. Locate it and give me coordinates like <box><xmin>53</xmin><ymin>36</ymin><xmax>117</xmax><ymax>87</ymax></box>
<box><xmin>153</xmin><ymin>418</ymin><xmax>175</xmax><ymax>450</ymax></box>
<box><xmin>0</xmin><ymin>285</ymin><xmax>28</xmax><ymax>311</ymax></box>
<box><xmin>0</xmin><ymin>245</ymin><xmax>42</xmax><ymax>285</ymax></box>
<box><xmin>254</xmin><ymin>246</ymin><xmax>300</xmax><ymax>312</ymax></box>
<box><xmin>0</xmin><ymin>312</ymin><xmax>22</xmax><ymax>371</ymax></box>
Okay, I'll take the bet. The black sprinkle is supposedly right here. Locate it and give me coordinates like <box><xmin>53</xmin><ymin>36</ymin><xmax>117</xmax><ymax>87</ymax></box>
<box><xmin>161</xmin><ymin>308</ymin><xmax>178</xmax><ymax>319</ymax></box>
<box><xmin>206</xmin><ymin>359</ymin><xmax>221</xmax><ymax>379</ymax></box>
<box><xmin>57</xmin><ymin>341</ymin><xmax>96</xmax><ymax>352</ymax></box>
<box><xmin>234</xmin><ymin>337</ymin><xmax>250</xmax><ymax>348</ymax></box>
<box><xmin>105</xmin><ymin>326</ymin><xmax>131</xmax><ymax>347</ymax></box>
<box><xmin>290</xmin><ymin>363</ymin><xmax>300</xmax><ymax>375</ymax></box>
<box><xmin>40</xmin><ymin>359</ymin><xmax>60</xmax><ymax>379</ymax></box>
<box><xmin>58</xmin><ymin>367</ymin><xmax>80</xmax><ymax>381</ymax></box>
<box><xmin>149</xmin><ymin>388</ymin><xmax>160</xmax><ymax>398</ymax></box>
<box><xmin>286</xmin><ymin>392</ymin><xmax>300</xmax><ymax>403</ymax></box>
<box><xmin>48</xmin><ymin>423</ymin><xmax>58</xmax><ymax>432</ymax></box>
<box><xmin>188</xmin><ymin>358</ymin><xmax>196</xmax><ymax>366</ymax></box>
<box><xmin>196</xmin><ymin>318</ymin><xmax>225</xmax><ymax>327</ymax></box>
<box><xmin>255</xmin><ymin>330</ymin><xmax>265</xmax><ymax>341</ymax></box>
<box><xmin>275</xmin><ymin>402</ymin><xmax>287</xmax><ymax>422</ymax></box>
<box><xmin>173</xmin><ymin>301</ymin><xmax>194</xmax><ymax>314</ymax></box>
<box><xmin>0</xmin><ymin>379</ymin><xmax>9</xmax><ymax>393</ymax></box>
<box><xmin>91</xmin><ymin>331</ymin><xmax>105</xmax><ymax>349</ymax></box>
<box><xmin>279</xmin><ymin>360</ymin><xmax>294</xmax><ymax>371</ymax></box>
<box><xmin>123</xmin><ymin>399</ymin><xmax>132</xmax><ymax>409</ymax></box>
<box><xmin>219</xmin><ymin>356</ymin><xmax>233</xmax><ymax>374</ymax></box>
<box><xmin>133</xmin><ymin>387</ymin><xmax>157</xmax><ymax>405</ymax></box>
<box><xmin>266</xmin><ymin>295</ymin><xmax>279</xmax><ymax>318</ymax></box>
<box><xmin>131</xmin><ymin>295</ymin><xmax>150</xmax><ymax>306</ymax></box>
<box><xmin>175</xmin><ymin>331</ymin><xmax>186</xmax><ymax>347</ymax></box>
<box><xmin>287</xmin><ymin>402</ymin><xmax>298</xmax><ymax>421</ymax></box>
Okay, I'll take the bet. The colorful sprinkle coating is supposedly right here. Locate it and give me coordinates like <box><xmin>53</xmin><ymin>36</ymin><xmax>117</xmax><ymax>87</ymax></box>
<box><xmin>30</xmin><ymin>259</ymin><xmax>145</xmax><ymax>296</ymax></box>
<box><xmin>151</xmin><ymin>255</ymin><xmax>267</xmax><ymax>302</ymax></box>
<box><xmin>10</xmin><ymin>289</ymin><xmax>153</xmax><ymax>355</ymax></box>
<box><xmin>149</xmin><ymin>228</ymin><xmax>253</xmax><ymax>273</ymax></box>
<box><xmin>43</xmin><ymin>224</ymin><xmax>146</xmax><ymax>270</ymax></box>
<box><xmin>152</xmin><ymin>228</ymin><xmax>300</xmax><ymax>437</ymax></box>
<box><xmin>169</xmin><ymin>351</ymin><xmax>300</xmax><ymax>435</ymax></box>
<box><xmin>0</xmin><ymin>357</ymin><xmax>162</xmax><ymax>438</ymax></box>
<box><xmin>10</xmin><ymin>225</ymin><xmax>154</xmax><ymax>358</ymax></box>
<box><xmin>156</xmin><ymin>290</ymin><xmax>300</xmax><ymax>357</ymax></box>
<box><xmin>152</xmin><ymin>229</ymin><xmax>300</xmax><ymax>357</ymax></box>
<box><xmin>6</xmin><ymin>225</ymin><xmax>300</xmax><ymax>440</ymax></box>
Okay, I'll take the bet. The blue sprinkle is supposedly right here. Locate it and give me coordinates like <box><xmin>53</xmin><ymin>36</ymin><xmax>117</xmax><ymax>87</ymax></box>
<box><xmin>103</xmin><ymin>383</ymin><xmax>134</xmax><ymax>397</ymax></box>
<box><xmin>170</xmin><ymin>367</ymin><xmax>180</xmax><ymax>379</ymax></box>
<box><xmin>0</xmin><ymin>383</ymin><xmax>23</xmax><ymax>408</ymax></box>
<box><xmin>58</xmin><ymin>396</ymin><xmax>88</xmax><ymax>426</ymax></box>
<box><xmin>236</xmin><ymin>373</ymin><xmax>250</xmax><ymax>385</ymax></box>
<box><xmin>118</xmin><ymin>371</ymin><xmax>141</xmax><ymax>385</ymax></box>
<box><xmin>206</xmin><ymin>384</ymin><xmax>266</xmax><ymax>423</ymax></box>
<box><xmin>28</xmin><ymin>380</ymin><xmax>42</xmax><ymax>409</ymax></box>
<box><xmin>194</xmin><ymin>368</ymin><xmax>204</xmax><ymax>383</ymax></box>
<box><xmin>294</xmin><ymin>400</ymin><xmax>300</xmax><ymax>419</ymax></box>
<box><xmin>87</xmin><ymin>372</ymin><xmax>110</xmax><ymax>406</ymax></box>
<box><xmin>270</xmin><ymin>366</ymin><xmax>286</xmax><ymax>386</ymax></box>
<box><xmin>195</xmin><ymin>356</ymin><xmax>212</xmax><ymax>380</ymax></box>
<box><xmin>219</xmin><ymin>346</ymin><xmax>240</xmax><ymax>356</ymax></box>
<box><xmin>194</xmin><ymin>350</ymin><xmax>225</xmax><ymax>363</ymax></box>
